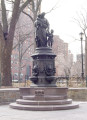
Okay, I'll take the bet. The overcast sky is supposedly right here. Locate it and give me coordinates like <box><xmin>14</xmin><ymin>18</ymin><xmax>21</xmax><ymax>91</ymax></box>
<box><xmin>41</xmin><ymin>0</ymin><xmax>87</xmax><ymax>61</ymax></box>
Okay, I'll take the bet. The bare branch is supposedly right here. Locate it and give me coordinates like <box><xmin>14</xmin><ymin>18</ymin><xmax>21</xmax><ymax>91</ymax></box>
<box><xmin>1</xmin><ymin>0</ymin><xmax>8</xmax><ymax>33</ymax></box>
<box><xmin>8</xmin><ymin>0</ymin><xmax>21</xmax><ymax>42</ymax></box>
<box><xmin>22</xmin><ymin>43</ymin><xmax>34</xmax><ymax>57</ymax></box>
<box><xmin>0</xmin><ymin>9</ymin><xmax>12</xmax><ymax>12</ymax></box>
<box><xmin>19</xmin><ymin>0</ymin><xmax>32</xmax><ymax>14</ymax></box>
<box><xmin>12</xmin><ymin>31</ymin><xmax>33</xmax><ymax>50</ymax></box>
<box><xmin>27</xmin><ymin>5</ymin><xmax>32</xmax><ymax>12</ymax></box>
<box><xmin>73</xmin><ymin>10</ymin><xmax>87</xmax><ymax>39</ymax></box>
<box><xmin>22</xmin><ymin>11</ymin><xmax>34</xmax><ymax>22</ymax></box>
<box><xmin>46</xmin><ymin>0</ymin><xmax>60</xmax><ymax>14</ymax></box>
<box><xmin>73</xmin><ymin>18</ymin><xmax>84</xmax><ymax>30</ymax></box>
<box><xmin>6</xmin><ymin>0</ymin><xmax>14</xmax><ymax>4</ymax></box>
<box><xmin>21</xmin><ymin>64</ymin><xmax>26</xmax><ymax>68</ymax></box>
<box><xmin>36</xmin><ymin>0</ymin><xmax>42</xmax><ymax>12</ymax></box>
<box><xmin>31</xmin><ymin>0</ymin><xmax>35</xmax><ymax>13</ymax></box>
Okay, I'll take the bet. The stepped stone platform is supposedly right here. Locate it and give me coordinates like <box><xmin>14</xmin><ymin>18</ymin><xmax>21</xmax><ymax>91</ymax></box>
<box><xmin>10</xmin><ymin>87</ymin><xmax>79</xmax><ymax>111</ymax></box>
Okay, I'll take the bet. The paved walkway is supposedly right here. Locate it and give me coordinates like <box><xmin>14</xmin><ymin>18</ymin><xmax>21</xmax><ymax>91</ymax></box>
<box><xmin>0</xmin><ymin>102</ymin><xmax>87</xmax><ymax>120</ymax></box>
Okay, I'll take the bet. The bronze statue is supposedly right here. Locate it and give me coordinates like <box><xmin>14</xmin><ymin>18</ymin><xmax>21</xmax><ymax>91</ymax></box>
<box><xmin>35</xmin><ymin>12</ymin><xmax>49</xmax><ymax>47</ymax></box>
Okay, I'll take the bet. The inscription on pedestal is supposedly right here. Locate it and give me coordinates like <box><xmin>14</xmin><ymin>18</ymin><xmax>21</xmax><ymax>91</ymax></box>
<box><xmin>35</xmin><ymin>90</ymin><xmax>44</xmax><ymax>96</ymax></box>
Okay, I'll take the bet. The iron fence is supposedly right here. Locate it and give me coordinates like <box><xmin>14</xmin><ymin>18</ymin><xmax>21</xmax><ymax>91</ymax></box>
<box><xmin>12</xmin><ymin>76</ymin><xmax>87</xmax><ymax>88</ymax></box>
<box><xmin>56</xmin><ymin>76</ymin><xmax>86</xmax><ymax>87</ymax></box>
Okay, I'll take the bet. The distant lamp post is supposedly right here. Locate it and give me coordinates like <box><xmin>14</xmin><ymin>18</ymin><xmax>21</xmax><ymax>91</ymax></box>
<box><xmin>79</xmin><ymin>32</ymin><xmax>84</xmax><ymax>79</ymax></box>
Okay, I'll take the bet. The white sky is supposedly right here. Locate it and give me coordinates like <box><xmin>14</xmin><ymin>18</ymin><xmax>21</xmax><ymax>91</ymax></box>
<box><xmin>41</xmin><ymin>0</ymin><xmax>87</xmax><ymax>61</ymax></box>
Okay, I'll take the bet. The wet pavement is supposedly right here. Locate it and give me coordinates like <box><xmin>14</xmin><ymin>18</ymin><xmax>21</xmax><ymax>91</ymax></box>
<box><xmin>0</xmin><ymin>102</ymin><xmax>87</xmax><ymax>120</ymax></box>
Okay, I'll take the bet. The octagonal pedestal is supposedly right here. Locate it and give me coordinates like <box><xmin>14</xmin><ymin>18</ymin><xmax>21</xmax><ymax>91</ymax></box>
<box><xmin>10</xmin><ymin>87</ymin><xmax>79</xmax><ymax>111</ymax></box>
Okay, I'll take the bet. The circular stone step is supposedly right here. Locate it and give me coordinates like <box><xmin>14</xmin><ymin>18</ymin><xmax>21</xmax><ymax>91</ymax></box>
<box><xmin>10</xmin><ymin>102</ymin><xmax>79</xmax><ymax>111</ymax></box>
<box><xmin>23</xmin><ymin>95</ymin><xmax>67</xmax><ymax>101</ymax></box>
<box><xmin>16</xmin><ymin>99</ymin><xmax>72</xmax><ymax>105</ymax></box>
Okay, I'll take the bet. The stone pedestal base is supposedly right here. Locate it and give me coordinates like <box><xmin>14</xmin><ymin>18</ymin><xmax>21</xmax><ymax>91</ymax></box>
<box><xmin>10</xmin><ymin>87</ymin><xmax>79</xmax><ymax>111</ymax></box>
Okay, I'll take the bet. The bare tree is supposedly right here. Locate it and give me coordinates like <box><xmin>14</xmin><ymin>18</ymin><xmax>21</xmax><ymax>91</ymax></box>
<box><xmin>73</xmin><ymin>9</ymin><xmax>87</xmax><ymax>78</ymax></box>
<box><xmin>0</xmin><ymin>0</ymin><xmax>32</xmax><ymax>86</ymax></box>
<box><xmin>13</xmin><ymin>31</ymin><xmax>34</xmax><ymax>82</ymax></box>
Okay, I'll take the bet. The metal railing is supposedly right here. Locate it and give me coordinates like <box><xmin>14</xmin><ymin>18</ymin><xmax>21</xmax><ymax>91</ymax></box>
<box><xmin>56</xmin><ymin>76</ymin><xmax>86</xmax><ymax>87</ymax></box>
<box><xmin>12</xmin><ymin>76</ymin><xmax>86</xmax><ymax>88</ymax></box>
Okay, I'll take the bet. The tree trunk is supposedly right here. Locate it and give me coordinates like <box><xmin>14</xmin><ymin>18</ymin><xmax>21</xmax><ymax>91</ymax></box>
<box><xmin>1</xmin><ymin>36</ymin><xmax>13</xmax><ymax>86</ymax></box>
<box><xmin>85</xmin><ymin>37</ymin><xmax>87</xmax><ymax>78</ymax></box>
<box><xmin>18</xmin><ymin>59</ymin><xmax>22</xmax><ymax>83</ymax></box>
<box><xmin>1</xmin><ymin>47</ymin><xmax>12</xmax><ymax>86</ymax></box>
<box><xmin>18</xmin><ymin>43</ymin><xmax>22</xmax><ymax>83</ymax></box>
<box><xmin>0</xmin><ymin>24</ymin><xmax>4</xmax><ymax>85</ymax></box>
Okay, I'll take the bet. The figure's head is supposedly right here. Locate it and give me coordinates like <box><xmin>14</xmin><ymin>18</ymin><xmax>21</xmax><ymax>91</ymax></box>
<box><xmin>41</xmin><ymin>12</ymin><xmax>45</xmax><ymax>18</ymax></box>
<box><xmin>38</xmin><ymin>14</ymin><xmax>41</xmax><ymax>18</ymax></box>
<box><xmin>51</xmin><ymin>29</ymin><xmax>54</xmax><ymax>33</ymax></box>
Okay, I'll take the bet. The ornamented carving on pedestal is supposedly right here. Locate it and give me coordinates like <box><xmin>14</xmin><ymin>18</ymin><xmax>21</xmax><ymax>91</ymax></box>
<box><xmin>32</xmin><ymin>65</ymin><xmax>39</xmax><ymax>76</ymax></box>
<box><xmin>35</xmin><ymin>90</ymin><xmax>44</xmax><ymax>96</ymax></box>
<box><xmin>44</xmin><ymin>65</ymin><xmax>56</xmax><ymax>76</ymax></box>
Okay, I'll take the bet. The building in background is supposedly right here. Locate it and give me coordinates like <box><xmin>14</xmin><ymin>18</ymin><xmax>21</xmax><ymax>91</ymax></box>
<box><xmin>11</xmin><ymin>12</ymin><xmax>34</xmax><ymax>82</ymax></box>
<box><xmin>53</xmin><ymin>35</ymin><xmax>73</xmax><ymax>77</ymax></box>
<box><xmin>71</xmin><ymin>54</ymin><xmax>85</xmax><ymax>77</ymax></box>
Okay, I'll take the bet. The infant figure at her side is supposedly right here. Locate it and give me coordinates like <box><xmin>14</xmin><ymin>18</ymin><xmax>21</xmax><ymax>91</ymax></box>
<box><xmin>47</xmin><ymin>29</ymin><xmax>54</xmax><ymax>47</ymax></box>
